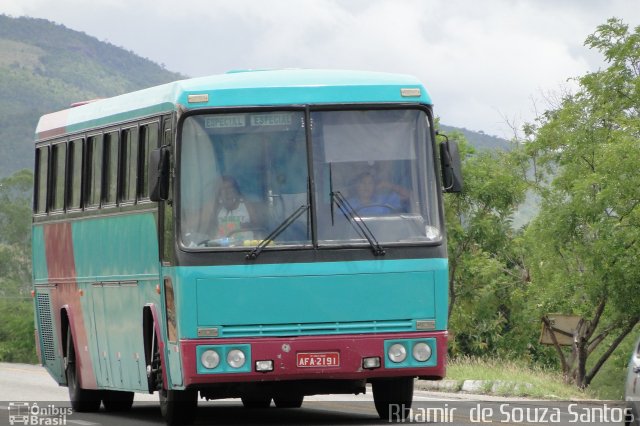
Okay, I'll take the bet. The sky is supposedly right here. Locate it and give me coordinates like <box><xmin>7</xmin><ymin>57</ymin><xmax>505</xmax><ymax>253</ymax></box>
<box><xmin>1</xmin><ymin>0</ymin><xmax>639</xmax><ymax>139</ymax></box>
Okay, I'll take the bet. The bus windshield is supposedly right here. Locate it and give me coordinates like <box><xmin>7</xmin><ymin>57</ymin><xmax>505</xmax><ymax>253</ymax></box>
<box><xmin>311</xmin><ymin>109</ymin><xmax>441</xmax><ymax>246</ymax></box>
<box><xmin>179</xmin><ymin>108</ymin><xmax>441</xmax><ymax>250</ymax></box>
<box><xmin>180</xmin><ymin>111</ymin><xmax>310</xmax><ymax>248</ymax></box>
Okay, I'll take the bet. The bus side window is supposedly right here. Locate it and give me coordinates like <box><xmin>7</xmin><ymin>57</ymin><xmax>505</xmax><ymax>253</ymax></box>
<box><xmin>86</xmin><ymin>135</ymin><xmax>103</xmax><ymax>208</ymax></box>
<box><xmin>67</xmin><ymin>139</ymin><xmax>83</xmax><ymax>210</ymax></box>
<box><xmin>34</xmin><ymin>147</ymin><xmax>49</xmax><ymax>214</ymax></box>
<box><xmin>103</xmin><ymin>132</ymin><xmax>119</xmax><ymax>206</ymax></box>
<box><xmin>120</xmin><ymin>127</ymin><xmax>138</xmax><ymax>203</ymax></box>
<box><xmin>139</xmin><ymin>122</ymin><xmax>159</xmax><ymax>200</ymax></box>
<box><xmin>51</xmin><ymin>142</ymin><xmax>67</xmax><ymax>212</ymax></box>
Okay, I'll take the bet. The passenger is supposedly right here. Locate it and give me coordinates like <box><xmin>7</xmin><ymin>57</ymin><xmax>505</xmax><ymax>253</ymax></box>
<box><xmin>347</xmin><ymin>172</ymin><xmax>405</xmax><ymax>215</ymax></box>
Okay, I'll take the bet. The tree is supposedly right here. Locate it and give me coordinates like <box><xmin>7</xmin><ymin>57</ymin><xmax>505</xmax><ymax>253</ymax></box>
<box><xmin>442</xmin><ymin>131</ymin><xmax>529</xmax><ymax>357</ymax></box>
<box><xmin>525</xmin><ymin>18</ymin><xmax>640</xmax><ymax>388</ymax></box>
<box><xmin>0</xmin><ymin>169</ymin><xmax>36</xmax><ymax>363</ymax></box>
<box><xmin>0</xmin><ymin>169</ymin><xmax>33</xmax><ymax>296</ymax></box>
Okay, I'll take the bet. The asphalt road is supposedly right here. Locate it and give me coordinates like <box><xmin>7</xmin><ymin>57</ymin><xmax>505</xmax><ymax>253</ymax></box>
<box><xmin>0</xmin><ymin>363</ymin><xmax>628</xmax><ymax>426</ymax></box>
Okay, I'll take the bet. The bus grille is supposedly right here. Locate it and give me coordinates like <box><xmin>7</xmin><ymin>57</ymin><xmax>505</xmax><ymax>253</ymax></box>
<box><xmin>36</xmin><ymin>293</ymin><xmax>56</xmax><ymax>361</ymax></box>
<box><xmin>218</xmin><ymin>319</ymin><xmax>414</xmax><ymax>338</ymax></box>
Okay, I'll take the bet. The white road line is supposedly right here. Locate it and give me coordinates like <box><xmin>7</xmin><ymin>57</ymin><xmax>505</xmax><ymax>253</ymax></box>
<box><xmin>413</xmin><ymin>395</ymin><xmax>458</xmax><ymax>401</ymax></box>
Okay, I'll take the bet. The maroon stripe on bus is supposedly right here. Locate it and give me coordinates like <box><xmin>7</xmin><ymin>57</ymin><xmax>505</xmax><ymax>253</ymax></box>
<box><xmin>44</xmin><ymin>223</ymin><xmax>75</xmax><ymax>279</ymax></box>
<box><xmin>44</xmin><ymin>223</ymin><xmax>97</xmax><ymax>389</ymax></box>
<box><xmin>37</xmin><ymin>127</ymin><xmax>66</xmax><ymax>141</ymax></box>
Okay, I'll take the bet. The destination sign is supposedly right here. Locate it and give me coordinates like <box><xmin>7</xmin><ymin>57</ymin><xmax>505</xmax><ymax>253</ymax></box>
<box><xmin>204</xmin><ymin>115</ymin><xmax>246</xmax><ymax>129</ymax></box>
<box><xmin>250</xmin><ymin>113</ymin><xmax>293</xmax><ymax>127</ymax></box>
<box><xmin>204</xmin><ymin>113</ymin><xmax>294</xmax><ymax>130</ymax></box>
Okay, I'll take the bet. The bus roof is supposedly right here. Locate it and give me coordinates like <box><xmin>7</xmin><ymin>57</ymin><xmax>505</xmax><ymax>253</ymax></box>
<box><xmin>35</xmin><ymin>69</ymin><xmax>432</xmax><ymax>141</ymax></box>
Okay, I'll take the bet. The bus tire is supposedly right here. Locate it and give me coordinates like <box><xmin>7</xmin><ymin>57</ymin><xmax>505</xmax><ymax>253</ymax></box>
<box><xmin>145</xmin><ymin>325</ymin><xmax>162</xmax><ymax>393</ymax></box>
<box><xmin>241</xmin><ymin>395</ymin><xmax>272</xmax><ymax>409</ymax></box>
<box><xmin>102</xmin><ymin>390</ymin><xmax>134</xmax><ymax>412</ymax></box>
<box><xmin>159</xmin><ymin>388</ymin><xmax>198</xmax><ymax>425</ymax></box>
<box><xmin>273</xmin><ymin>394</ymin><xmax>304</xmax><ymax>408</ymax></box>
<box><xmin>372</xmin><ymin>377</ymin><xmax>414</xmax><ymax>420</ymax></box>
<box><xmin>65</xmin><ymin>328</ymin><xmax>101</xmax><ymax>412</ymax></box>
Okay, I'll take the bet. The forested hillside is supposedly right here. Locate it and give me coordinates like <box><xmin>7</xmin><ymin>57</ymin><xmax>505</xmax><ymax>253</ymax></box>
<box><xmin>0</xmin><ymin>14</ymin><xmax>184</xmax><ymax>177</ymax></box>
<box><xmin>440</xmin><ymin>124</ymin><xmax>511</xmax><ymax>151</ymax></box>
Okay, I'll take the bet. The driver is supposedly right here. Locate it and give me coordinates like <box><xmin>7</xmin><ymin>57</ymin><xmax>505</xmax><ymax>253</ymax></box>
<box><xmin>347</xmin><ymin>171</ymin><xmax>405</xmax><ymax>215</ymax></box>
<box><xmin>215</xmin><ymin>176</ymin><xmax>257</xmax><ymax>238</ymax></box>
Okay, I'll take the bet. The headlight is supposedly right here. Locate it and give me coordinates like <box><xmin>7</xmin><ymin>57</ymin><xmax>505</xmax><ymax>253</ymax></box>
<box><xmin>201</xmin><ymin>349</ymin><xmax>220</xmax><ymax>369</ymax></box>
<box><xmin>227</xmin><ymin>349</ymin><xmax>246</xmax><ymax>368</ymax></box>
<box><xmin>388</xmin><ymin>343</ymin><xmax>407</xmax><ymax>363</ymax></box>
<box><xmin>413</xmin><ymin>342</ymin><xmax>432</xmax><ymax>362</ymax></box>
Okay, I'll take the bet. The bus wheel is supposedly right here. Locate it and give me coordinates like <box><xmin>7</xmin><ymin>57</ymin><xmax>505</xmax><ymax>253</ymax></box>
<box><xmin>241</xmin><ymin>395</ymin><xmax>272</xmax><ymax>409</ymax></box>
<box><xmin>159</xmin><ymin>388</ymin><xmax>198</xmax><ymax>425</ymax></box>
<box><xmin>102</xmin><ymin>390</ymin><xmax>134</xmax><ymax>412</ymax></box>
<box><xmin>273</xmin><ymin>394</ymin><xmax>304</xmax><ymax>408</ymax></box>
<box><xmin>146</xmin><ymin>329</ymin><xmax>162</xmax><ymax>393</ymax></box>
<box><xmin>371</xmin><ymin>377</ymin><xmax>414</xmax><ymax>420</ymax></box>
<box><xmin>65</xmin><ymin>328</ymin><xmax>101</xmax><ymax>412</ymax></box>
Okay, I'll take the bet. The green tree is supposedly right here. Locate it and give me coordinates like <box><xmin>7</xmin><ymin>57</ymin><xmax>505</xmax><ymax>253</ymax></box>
<box><xmin>0</xmin><ymin>169</ymin><xmax>36</xmax><ymax>363</ymax></box>
<box><xmin>525</xmin><ymin>18</ymin><xmax>640</xmax><ymax>388</ymax></box>
<box><xmin>0</xmin><ymin>169</ymin><xmax>33</xmax><ymax>295</ymax></box>
<box><xmin>442</xmin><ymin>131</ymin><xmax>530</xmax><ymax>357</ymax></box>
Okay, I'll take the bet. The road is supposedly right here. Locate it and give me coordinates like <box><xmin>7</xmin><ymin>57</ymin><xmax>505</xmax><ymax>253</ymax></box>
<box><xmin>0</xmin><ymin>363</ymin><xmax>628</xmax><ymax>426</ymax></box>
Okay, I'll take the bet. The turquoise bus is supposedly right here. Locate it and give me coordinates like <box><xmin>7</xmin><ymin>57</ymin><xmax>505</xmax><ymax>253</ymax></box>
<box><xmin>31</xmin><ymin>69</ymin><xmax>462</xmax><ymax>424</ymax></box>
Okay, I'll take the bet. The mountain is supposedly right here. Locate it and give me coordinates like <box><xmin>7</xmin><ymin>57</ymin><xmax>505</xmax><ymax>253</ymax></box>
<box><xmin>0</xmin><ymin>15</ymin><xmax>184</xmax><ymax>177</ymax></box>
<box><xmin>439</xmin><ymin>124</ymin><xmax>511</xmax><ymax>151</ymax></box>
<box><xmin>0</xmin><ymin>15</ymin><xmax>511</xmax><ymax>178</ymax></box>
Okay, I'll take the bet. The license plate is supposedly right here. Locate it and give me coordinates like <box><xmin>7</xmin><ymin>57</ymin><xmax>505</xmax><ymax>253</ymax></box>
<box><xmin>296</xmin><ymin>352</ymin><xmax>340</xmax><ymax>368</ymax></box>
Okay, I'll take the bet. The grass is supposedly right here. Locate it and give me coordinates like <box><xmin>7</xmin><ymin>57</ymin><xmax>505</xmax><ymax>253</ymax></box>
<box><xmin>446</xmin><ymin>357</ymin><xmax>604</xmax><ymax>400</ymax></box>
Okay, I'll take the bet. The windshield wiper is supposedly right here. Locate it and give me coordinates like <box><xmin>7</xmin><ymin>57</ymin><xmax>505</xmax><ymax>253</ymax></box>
<box><xmin>331</xmin><ymin>191</ymin><xmax>385</xmax><ymax>256</ymax></box>
<box><xmin>246</xmin><ymin>204</ymin><xmax>310</xmax><ymax>260</ymax></box>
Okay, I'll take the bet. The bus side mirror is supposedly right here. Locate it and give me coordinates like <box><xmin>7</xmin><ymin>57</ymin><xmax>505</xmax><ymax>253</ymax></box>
<box><xmin>149</xmin><ymin>146</ymin><xmax>170</xmax><ymax>202</ymax></box>
<box><xmin>440</xmin><ymin>140</ymin><xmax>463</xmax><ymax>193</ymax></box>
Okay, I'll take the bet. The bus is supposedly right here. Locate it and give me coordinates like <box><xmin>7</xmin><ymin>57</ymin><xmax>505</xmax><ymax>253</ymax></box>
<box><xmin>31</xmin><ymin>69</ymin><xmax>462</xmax><ymax>424</ymax></box>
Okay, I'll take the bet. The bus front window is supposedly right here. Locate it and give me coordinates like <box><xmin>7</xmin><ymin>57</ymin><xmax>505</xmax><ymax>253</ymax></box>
<box><xmin>311</xmin><ymin>109</ymin><xmax>442</xmax><ymax>246</ymax></box>
<box><xmin>179</xmin><ymin>111</ymin><xmax>311</xmax><ymax>249</ymax></box>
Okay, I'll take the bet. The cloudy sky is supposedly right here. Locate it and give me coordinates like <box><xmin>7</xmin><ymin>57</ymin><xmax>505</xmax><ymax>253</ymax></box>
<box><xmin>2</xmin><ymin>0</ymin><xmax>639</xmax><ymax>138</ymax></box>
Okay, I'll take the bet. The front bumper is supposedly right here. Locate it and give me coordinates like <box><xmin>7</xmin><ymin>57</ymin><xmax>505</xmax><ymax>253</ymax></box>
<box><xmin>181</xmin><ymin>331</ymin><xmax>446</xmax><ymax>387</ymax></box>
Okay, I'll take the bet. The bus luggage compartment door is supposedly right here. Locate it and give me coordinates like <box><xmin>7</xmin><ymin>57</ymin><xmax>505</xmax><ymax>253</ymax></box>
<box><xmin>92</xmin><ymin>281</ymin><xmax>146</xmax><ymax>391</ymax></box>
